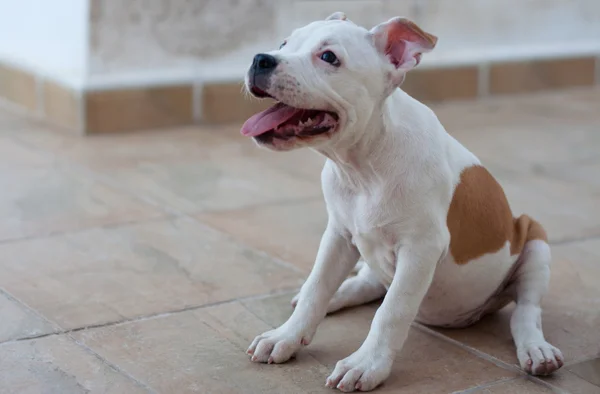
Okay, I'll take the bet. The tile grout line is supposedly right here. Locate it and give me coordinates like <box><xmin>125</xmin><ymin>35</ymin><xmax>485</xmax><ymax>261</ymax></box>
<box><xmin>0</xmin><ymin>287</ymin><xmax>301</xmax><ymax>347</ymax></box>
<box><xmin>525</xmin><ymin>375</ymin><xmax>570</xmax><ymax>394</ymax></box>
<box><xmin>238</xmin><ymin>298</ymin><xmax>336</xmax><ymax>372</ymax></box>
<box><xmin>0</xmin><ymin>287</ymin><xmax>63</xmax><ymax>337</ymax></box>
<box><xmin>39</xmin><ymin>148</ymin><xmax>317</xmax><ymax>276</ymax></box>
<box><xmin>451</xmin><ymin>377</ymin><xmax>519</xmax><ymax>394</ymax></box>
<box><xmin>0</xmin><ymin>134</ymin><xmax>314</xmax><ymax>276</ymax></box>
<box><xmin>412</xmin><ymin>323</ymin><xmax>524</xmax><ymax>374</ymax></box>
<box><xmin>182</xmin><ymin>213</ymin><xmax>308</xmax><ymax>275</ymax></box>
<box><xmin>68</xmin><ymin>332</ymin><xmax>159</xmax><ymax>394</ymax></box>
<box><xmin>0</xmin><ymin>214</ymin><xmax>176</xmax><ymax>247</ymax></box>
<box><xmin>413</xmin><ymin>324</ymin><xmax>571</xmax><ymax>393</ymax></box>
<box><xmin>564</xmin><ymin>353</ymin><xmax>600</xmax><ymax>368</ymax></box>
<box><xmin>199</xmin><ymin>194</ymin><xmax>324</xmax><ymax>215</ymax></box>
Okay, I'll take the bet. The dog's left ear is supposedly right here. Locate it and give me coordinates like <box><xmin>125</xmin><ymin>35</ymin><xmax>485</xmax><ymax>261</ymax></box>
<box><xmin>371</xmin><ymin>17</ymin><xmax>437</xmax><ymax>82</ymax></box>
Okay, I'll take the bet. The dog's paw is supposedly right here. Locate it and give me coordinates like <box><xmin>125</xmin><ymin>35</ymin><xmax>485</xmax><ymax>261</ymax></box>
<box><xmin>325</xmin><ymin>346</ymin><xmax>394</xmax><ymax>392</ymax></box>
<box><xmin>517</xmin><ymin>342</ymin><xmax>564</xmax><ymax>376</ymax></box>
<box><xmin>246</xmin><ymin>327</ymin><xmax>309</xmax><ymax>364</ymax></box>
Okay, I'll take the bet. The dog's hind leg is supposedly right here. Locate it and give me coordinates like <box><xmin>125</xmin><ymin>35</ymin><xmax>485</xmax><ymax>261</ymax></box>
<box><xmin>510</xmin><ymin>238</ymin><xmax>564</xmax><ymax>375</ymax></box>
<box><xmin>292</xmin><ymin>260</ymin><xmax>386</xmax><ymax>314</ymax></box>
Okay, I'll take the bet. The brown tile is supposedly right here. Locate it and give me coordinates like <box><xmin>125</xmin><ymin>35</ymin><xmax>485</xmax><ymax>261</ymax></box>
<box><xmin>202</xmin><ymin>82</ymin><xmax>276</xmax><ymax>124</ymax></box>
<box><xmin>198</xmin><ymin>199</ymin><xmax>327</xmax><ymax>272</ymax></box>
<box><xmin>470</xmin><ymin>377</ymin><xmax>554</xmax><ymax>393</ymax></box>
<box><xmin>242</xmin><ymin>294</ymin><xmax>517</xmax><ymax>393</ymax></box>
<box><xmin>0</xmin><ymin>63</ymin><xmax>37</xmax><ymax>111</ymax></box>
<box><xmin>0</xmin><ymin>217</ymin><xmax>303</xmax><ymax>329</ymax></box>
<box><xmin>42</xmin><ymin>80</ymin><xmax>81</xmax><ymax>132</ymax></box>
<box><xmin>490</xmin><ymin>57</ymin><xmax>596</xmax><ymax>95</ymax></box>
<box><xmin>85</xmin><ymin>85</ymin><xmax>193</xmax><ymax>134</ymax></box>
<box><xmin>0</xmin><ymin>166</ymin><xmax>163</xmax><ymax>242</ymax></box>
<box><xmin>402</xmin><ymin>66</ymin><xmax>479</xmax><ymax>102</ymax></box>
<box><xmin>431</xmin><ymin>238</ymin><xmax>600</xmax><ymax>372</ymax></box>
<box><xmin>0</xmin><ymin>335</ymin><xmax>147</xmax><ymax>393</ymax></box>
<box><xmin>0</xmin><ymin>291</ymin><xmax>56</xmax><ymax>343</ymax></box>
<box><xmin>542</xmin><ymin>370</ymin><xmax>600</xmax><ymax>394</ymax></box>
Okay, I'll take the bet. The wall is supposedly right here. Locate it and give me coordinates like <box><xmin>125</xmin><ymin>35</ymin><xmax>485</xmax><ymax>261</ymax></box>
<box><xmin>0</xmin><ymin>0</ymin><xmax>89</xmax><ymax>88</ymax></box>
<box><xmin>86</xmin><ymin>0</ymin><xmax>600</xmax><ymax>88</ymax></box>
<box><xmin>0</xmin><ymin>0</ymin><xmax>598</xmax><ymax>90</ymax></box>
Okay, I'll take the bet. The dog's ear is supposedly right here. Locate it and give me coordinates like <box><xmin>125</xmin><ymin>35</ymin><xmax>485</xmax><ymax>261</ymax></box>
<box><xmin>326</xmin><ymin>12</ymin><xmax>347</xmax><ymax>21</ymax></box>
<box><xmin>370</xmin><ymin>17</ymin><xmax>437</xmax><ymax>77</ymax></box>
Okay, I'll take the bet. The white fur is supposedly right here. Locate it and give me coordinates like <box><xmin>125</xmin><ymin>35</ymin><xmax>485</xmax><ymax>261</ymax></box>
<box><xmin>245</xmin><ymin>16</ymin><xmax>562</xmax><ymax>391</ymax></box>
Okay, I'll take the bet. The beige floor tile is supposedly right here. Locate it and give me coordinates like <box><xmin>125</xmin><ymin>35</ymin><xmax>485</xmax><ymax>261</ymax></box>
<box><xmin>470</xmin><ymin>377</ymin><xmax>554</xmax><ymax>393</ymax></box>
<box><xmin>542</xmin><ymin>370</ymin><xmax>600</xmax><ymax>394</ymax></box>
<box><xmin>0</xmin><ymin>335</ymin><xmax>147</xmax><ymax>394</ymax></box>
<box><xmin>0</xmin><ymin>291</ymin><xmax>56</xmax><ymax>343</ymax></box>
<box><xmin>435</xmin><ymin>88</ymin><xmax>600</xmax><ymax>173</ymax></box>
<box><xmin>13</xmin><ymin>124</ymin><xmax>325</xmax><ymax>185</ymax></box>
<box><xmin>545</xmin><ymin>160</ymin><xmax>600</xmax><ymax>191</ymax></box>
<box><xmin>74</xmin><ymin>297</ymin><xmax>516</xmax><ymax>394</ymax></box>
<box><xmin>431</xmin><ymin>238</ymin><xmax>600</xmax><ymax>373</ymax></box>
<box><xmin>569</xmin><ymin>357</ymin><xmax>600</xmax><ymax>387</ymax></box>
<box><xmin>17</xmin><ymin>125</ymin><xmax>322</xmax><ymax>213</ymax></box>
<box><xmin>453</xmin><ymin>123</ymin><xmax>600</xmax><ymax>173</ymax></box>
<box><xmin>74</xmin><ymin>302</ymin><xmax>333</xmax><ymax>394</ymax></box>
<box><xmin>242</xmin><ymin>294</ymin><xmax>518</xmax><ymax>393</ymax></box>
<box><xmin>0</xmin><ymin>135</ymin><xmax>56</xmax><ymax>170</ymax></box>
<box><xmin>495</xmin><ymin>173</ymin><xmax>600</xmax><ymax>243</ymax></box>
<box><xmin>101</xmin><ymin>156</ymin><xmax>321</xmax><ymax>213</ymax></box>
<box><xmin>0</xmin><ymin>108</ymin><xmax>28</xmax><ymax>128</ymax></box>
<box><xmin>198</xmin><ymin>199</ymin><xmax>327</xmax><ymax>272</ymax></box>
<box><xmin>0</xmin><ymin>166</ymin><xmax>164</xmax><ymax>242</ymax></box>
<box><xmin>0</xmin><ymin>217</ymin><xmax>303</xmax><ymax>329</ymax></box>
<box><xmin>12</xmin><ymin>126</ymin><xmax>233</xmax><ymax>168</ymax></box>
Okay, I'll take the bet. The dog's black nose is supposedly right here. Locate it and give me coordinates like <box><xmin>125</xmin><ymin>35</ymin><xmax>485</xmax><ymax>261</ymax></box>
<box><xmin>253</xmin><ymin>53</ymin><xmax>278</xmax><ymax>73</ymax></box>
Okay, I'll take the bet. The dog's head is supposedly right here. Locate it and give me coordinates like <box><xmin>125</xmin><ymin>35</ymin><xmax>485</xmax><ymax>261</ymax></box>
<box><xmin>240</xmin><ymin>12</ymin><xmax>437</xmax><ymax>151</ymax></box>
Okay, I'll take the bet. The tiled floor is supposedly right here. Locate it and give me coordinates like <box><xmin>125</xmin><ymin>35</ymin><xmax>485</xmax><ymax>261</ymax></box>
<box><xmin>1</xmin><ymin>88</ymin><xmax>600</xmax><ymax>394</ymax></box>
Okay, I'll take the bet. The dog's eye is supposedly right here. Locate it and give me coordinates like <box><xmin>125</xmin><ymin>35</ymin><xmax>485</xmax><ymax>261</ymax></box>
<box><xmin>279</xmin><ymin>41</ymin><xmax>287</xmax><ymax>49</ymax></box>
<box><xmin>320</xmin><ymin>51</ymin><xmax>340</xmax><ymax>66</ymax></box>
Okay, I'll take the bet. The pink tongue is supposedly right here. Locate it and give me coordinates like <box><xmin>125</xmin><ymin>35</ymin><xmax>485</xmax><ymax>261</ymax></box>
<box><xmin>241</xmin><ymin>103</ymin><xmax>300</xmax><ymax>137</ymax></box>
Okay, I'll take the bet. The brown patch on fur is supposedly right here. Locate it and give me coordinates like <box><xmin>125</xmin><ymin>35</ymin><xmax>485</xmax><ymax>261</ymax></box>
<box><xmin>447</xmin><ymin>165</ymin><xmax>547</xmax><ymax>264</ymax></box>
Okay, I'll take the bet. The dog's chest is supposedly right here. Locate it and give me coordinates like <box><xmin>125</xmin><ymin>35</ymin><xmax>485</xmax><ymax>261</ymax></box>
<box><xmin>330</xmin><ymin>190</ymin><xmax>402</xmax><ymax>285</ymax></box>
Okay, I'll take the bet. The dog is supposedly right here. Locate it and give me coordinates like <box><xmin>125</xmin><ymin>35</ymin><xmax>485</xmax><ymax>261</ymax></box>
<box><xmin>240</xmin><ymin>12</ymin><xmax>563</xmax><ymax>392</ymax></box>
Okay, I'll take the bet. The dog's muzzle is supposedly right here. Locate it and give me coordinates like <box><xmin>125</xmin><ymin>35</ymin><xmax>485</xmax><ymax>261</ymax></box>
<box><xmin>249</xmin><ymin>53</ymin><xmax>278</xmax><ymax>97</ymax></box>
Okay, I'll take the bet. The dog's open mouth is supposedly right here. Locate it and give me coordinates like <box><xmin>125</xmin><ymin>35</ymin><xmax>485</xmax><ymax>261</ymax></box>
<box><xmin>240</xmin><ymin>101</ymin><xmax>339</xmax><ymax>146</ymax></box>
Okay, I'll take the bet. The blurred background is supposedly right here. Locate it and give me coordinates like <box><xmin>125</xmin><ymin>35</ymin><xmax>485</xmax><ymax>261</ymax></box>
<box><xmin>0</xmin><ymin>0</ymin><xmax>598</xmax><ymax>131</ymax></box>
<box><xmin>0</xmin><ymin>1</ymin><xmax>599</xmax><ymax>394</ymax></box>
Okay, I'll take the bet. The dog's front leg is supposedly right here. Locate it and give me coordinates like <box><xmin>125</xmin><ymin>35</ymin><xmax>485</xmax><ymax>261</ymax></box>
<box><xmin>326</xmin><ymin>240</ymin><xmax>444</xmax><ymax>392</ymax></box>
<box><xmin>247</xmin><ymin>223</ymin><xmax>359</xmax><ymax>364</ymax></box>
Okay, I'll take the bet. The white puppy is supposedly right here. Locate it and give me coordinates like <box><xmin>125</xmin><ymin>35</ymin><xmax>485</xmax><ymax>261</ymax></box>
<box><xmin>240</xmin><ymin>12</ymin><xmax>563</xmax><ymax>392</ymax></box>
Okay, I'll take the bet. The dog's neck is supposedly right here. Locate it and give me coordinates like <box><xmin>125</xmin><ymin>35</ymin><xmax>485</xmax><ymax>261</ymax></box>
<box><xmin>316</xmin><ymin>89</ymin><xmax>427</xmax><ymax>190</ymax></box>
